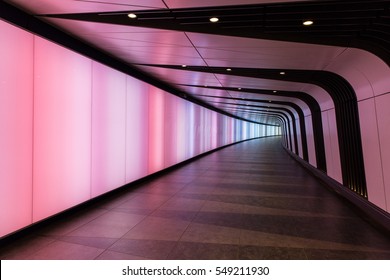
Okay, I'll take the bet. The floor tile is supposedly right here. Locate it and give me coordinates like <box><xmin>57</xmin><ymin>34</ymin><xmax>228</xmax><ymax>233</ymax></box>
<box><xmin>28</xmin><ymin>241</ymin><xmax>104</xmax><ymax>260</ymax></box>
<box><xmin>38</xmin><ymin>209</ymin><xmax>108</xmax><ymax>237</ymax></box>
<box><xmin>151</xmin><ymin>209</ymin><xmax>198</xmax><ymax>222</ymax></box>
<box><xmin>123</xmin><ymin>216</ymin><xmax>190</xmax><ymax>241</ymax></box>
<box><xmin>56</xmin><ymin>236</ymin><xmax>117</xmax><ymax>249</ymax></box>
<box><xmin>159</xmin><ymin>197</ymin><xmax>206</xmax><ymax>211</ymax></box>
<box><xmin>95</xmin><ymin>250</ymin><xmax>150</xmax><ymax>260</ymax></box>
<box><xmin>239</xmin><ymin>245</ymin><xmax>307</xmax><ymax>260</ymax></box>
<box><xmin>180</xmin><ymin>223</ymin><xmax>241</xmax><ymax>245</ymax></box>
<box><xmin>114</xmin><ymin>193</ymin><xmax>171</xmax><ymax>211</ymax></box>
<box><xmin>0</xmin><ymin>236</ymin><xmax>56</xmax><ymax>260</ymax></box>
<box><xmin>167</xmin><ymin>242</ymin><xmax>239</xmax><ymax>260</ymax></box>
<box><xmin>66</xmin><ymin>212</ymin><xmax>145</xmax><ymax>238</ymax></box>
<box><xmin>108</xmin><ymin>239</ymin><xmax>177</xmax><ymax>259</ymax></box>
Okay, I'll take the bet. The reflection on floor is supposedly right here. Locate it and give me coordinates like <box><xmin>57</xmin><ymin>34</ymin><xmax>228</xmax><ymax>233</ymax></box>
<box><xmin>1</xmin><ymin>137</ymin><xmax>390</xmax><ymax>260</ymax></box>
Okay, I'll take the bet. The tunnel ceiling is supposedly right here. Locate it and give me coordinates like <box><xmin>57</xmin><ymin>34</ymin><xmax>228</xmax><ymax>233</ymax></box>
<box><xmin>2</xmin><ymin>0</ymin><xmax>390</xmax><ymax>126</ymax></box>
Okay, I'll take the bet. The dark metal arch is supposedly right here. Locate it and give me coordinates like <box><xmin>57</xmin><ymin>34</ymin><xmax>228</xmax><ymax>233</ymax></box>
<box><xmin>148</xmin><ymin>65</ymin><xmax>366</xmax><ymax>196</ymax></box>
<box><xmin>181</xmin><ymin>84</ymin><xmax>326</xmax><ymax>172</ymax></box>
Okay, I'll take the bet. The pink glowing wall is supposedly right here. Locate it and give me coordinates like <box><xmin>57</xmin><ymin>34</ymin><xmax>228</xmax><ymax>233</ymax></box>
<box><xmin>91</xmin><ymin>62</ymin><xmax>127</xmax><ymax>197</ymax></box>
<box><xmin>33</xmin><ymin>37</ymin><xmax>92</xmax><ymax>221</ymax></box>
<box><xmin>0</xmin><ymin>20</ymin><xmax>275</xmax><ymax>237</ymax></box>
<box><xmin>0</xmin><ymin>21</ymin><xmax>33</xmax><ymax>237</ymax></box>
<box><xmin>125</xmin><ymin>76</ymin><xmax>149</xmax><ymax>182</ymax></box>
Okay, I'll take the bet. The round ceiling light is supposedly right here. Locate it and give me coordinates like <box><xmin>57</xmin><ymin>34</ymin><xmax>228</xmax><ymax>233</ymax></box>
<box><xmin>209</xmin><ymin>17</ymin><xmax>219</xmax><ymax>23</ymax></box>
<box><xmin>303</xmin><ymin>20</ymin><xmax>314</xmax><ymax>26</ymax></box>
<box><xmin>128</xmin><ymin>13</ymin><xmax>137</xmax><ymax>19</ymax></box>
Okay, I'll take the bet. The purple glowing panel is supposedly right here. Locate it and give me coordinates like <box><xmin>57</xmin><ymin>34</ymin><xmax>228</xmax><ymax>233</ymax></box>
<box><xmin>33</xmin><ymin>36</ymin><xmax>92</xmax><ymax>221</ymax></box>
<box><xmin>125</xmin><ymin>76</ymin><xmax>149</xmax><ymax>182</ymax></box>
<box><xmin>148</xmin><ymin>87</ymin><xmax>165</xmax><ymax>173</ymax></box>
<box><xmin>175</xmin><ymin>98</ymin><xmax>188</xmax><ymax>162</ymax></box>
<box><xmin>164</xmin><ymin>93</ymin><xmax>178</xmax><ymax>168</ymax></box>
<box><xmin>91</xmin><ymin>62</ymin><xmax>126</xmax><ymax>197</ymax></box>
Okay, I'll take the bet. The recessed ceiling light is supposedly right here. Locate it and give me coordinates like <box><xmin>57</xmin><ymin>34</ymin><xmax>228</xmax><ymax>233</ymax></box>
<box><xmin>269</xmin><ymin>100</ymin><xmax>272</xmax><ymax>102</ymax></box>
<box><xmin>226</xmin><ymin>68</ymin><xmax>232</xmax><ymax>71</ymax></box>
<box><xmin>303</xmin><ymin>20</ymin><xmax>314</xmax><ymax>26</ymax></box>
<box><xmin>238</xmin><ymin>88</ymin><xmax>242</xmax><ymax>90</ymax></box>
<box><xmin>273</xmin><ymin>90</ymin><xmax>277</xmax><ymax>93</ymax></box>
<box><xmin>128</xmin><ymin>13</ymin><xmax>137</xmax><ymax>19</ymax></box>
<box><xmin>210</xmin><ymin>17</ymin><xmax>219</xmax><ymax>23</ymax></box>
<box><xmin>280</xmin><ymin>71</ymin><xmax>285</xmax><ymax>75</ymax></box>
<box><xmin>181</xmin><ymin>64</ymin><xmax>187</xmax><ymax>68</ymax></box>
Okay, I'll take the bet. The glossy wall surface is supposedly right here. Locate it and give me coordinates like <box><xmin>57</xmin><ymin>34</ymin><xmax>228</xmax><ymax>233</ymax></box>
<box><xmin>0</xmin><ymin>20</ymin><xmax>279</xmax><ymax>238</ymax></box>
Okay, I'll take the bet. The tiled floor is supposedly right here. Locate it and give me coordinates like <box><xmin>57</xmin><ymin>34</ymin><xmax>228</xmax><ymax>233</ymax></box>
<box><xmin>1</xmin><ymin>136</ymin><xmax>390</xmax><ymax>259</ymax></box>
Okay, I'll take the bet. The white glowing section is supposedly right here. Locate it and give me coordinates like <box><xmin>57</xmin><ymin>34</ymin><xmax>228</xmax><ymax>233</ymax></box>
<box><xmin>125</xmin><ymin>76</ymin><xmax>149</xmax><ymax>182</ymax></box>
<box><xmin>223</xmin><ymin>116</ymin><xmax>229</xmax><ymax>145</ymax></box>
<box><xmin>164</xmin><ymin>93</ymin><xmax>178</xmax><ymax>168</ymax></box>
<box><xmin>33</xmin><ymin>37</ymin><xmax>92</xmax><ymax>221</ymax></box>
<box><xmin>234</xmin><ymin>119</ymin><xmax>239</xmax><ymax>141</ymax></box>
<box><xmin>212</xmin><ymin>112</ymin><xmax>218</xmax><ymax>149</ymax></box>
<box><xmin>198</xmin><ymin>108</ymin><xmax>205</xmax><ymax>153</ymax></box>
<box><xmin>91</xmin><ymin>62</ymin><xmax>126</xmax><ymax>197</ymax></box>
<box><xmin>148</xmin><ymin>87</ymin><xmax>165</xmax><ymax>173</ymax></box>
<box><xmin>187</xmin><ymin>102</ymin><xmax>196</xmax><ymax>158</ymax></box>
<box><xmin>230</xmin><ymin>119</ymin><xmax>235</xmax><ymax>142</ymax></box>
<box><xmin>176</xmin><ymin>98</ymin><xmax>187</xmax><ymax>162</ymax></box>
<box><xmin>193</xmin><ymin>105</ymin><xmax>201</xmax><ymax>155</ymax></box>
<box><xmin>0</xmin><ymin>20</ymin><xmax>33</xmax><ymax>237</ymax></box>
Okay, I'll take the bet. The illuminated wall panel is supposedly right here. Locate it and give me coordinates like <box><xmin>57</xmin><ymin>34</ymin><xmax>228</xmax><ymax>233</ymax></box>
<box><xmin>211</xmin><ymin>111</ymin><xmax>218</xmax><ymax>149</ymax></box>
<box><xmin>305</xmin><ymin>115</ymin><xmax>317</xmax><ymax>167</ymax></box>
<box><xmin>198</xmin><ymin>108</ymin><xmax>206</xmax><ymax>153</ymax></box>
<box><xmin>375</xmin><ymin>94</ymin><xmax>390</xmax><ymax>211</ymax></box>
<box><xmin>327</xmin><ymin>109</ymin><xmax>342</xmax><ymax>184</ymax></box>
<box><xmin>163</xmin><ymin>93</ymin><xmax>178</xmax><ymax>168</ymax></box>
<box><xmin>33</xmin><ymin>37</ymin><xmax>92</xmax><ymax>222</ymax></box>
<box><xmin>242</xmin><ymin>121</ymin><xmax>248</xmax><ymax>140</ymax></box>
<box><xmin>125</xmin><ymin>76</ymin><xmax>149</xmax><ymax>182</ymax></box>
<box><xmin>91</xmin><ymin>62</ymin><xmax>126</xmax><ymax>197</ymax></box>
<box><xmin>322</xmin><ymin>110</ymin><xmax>342</xmax><ymax>184</ymax></box>
<box><xmin>186</xmin><ymin>102</ymin><xmax>196</xmax><ymax>159</ymax></box>
<box><xmin>175</xmin><ymin>98</ymin><xmax>188</xmax><ymax>162</ymax></box>
<box><xmin>295</xmin><ymin>119</ymin><xmax>303</xmax><ymax>158</ymax></box>
<box><xmin>358</xmin><ymin>99</ymin><xmax>386</xmax><ymax>209</ymax></box>
<box><xmin>193</xmin><ymin>105</ymin><xmax>202</xmax><ymax>156</ymax></box>
<box><xmin>148</xmin><ymin>87</ymin><xmax>165</xmax><ymax>173</ymax></box>
<box><xmin>0</xmin><ymin>21</ymin><xmax>33</xmax><ymax>236</ymax></box>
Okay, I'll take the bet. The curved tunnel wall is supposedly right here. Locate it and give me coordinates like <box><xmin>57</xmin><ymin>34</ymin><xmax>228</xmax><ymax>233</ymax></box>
<box><xmin>1</xmin><ymin>0</ymin><xmax>390</xmax><ymax>237</ymax></box>
<box><xmin>0</xmin><ymin>19</ymin><xmax>280</xmax><ymax>238</ymax></box>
